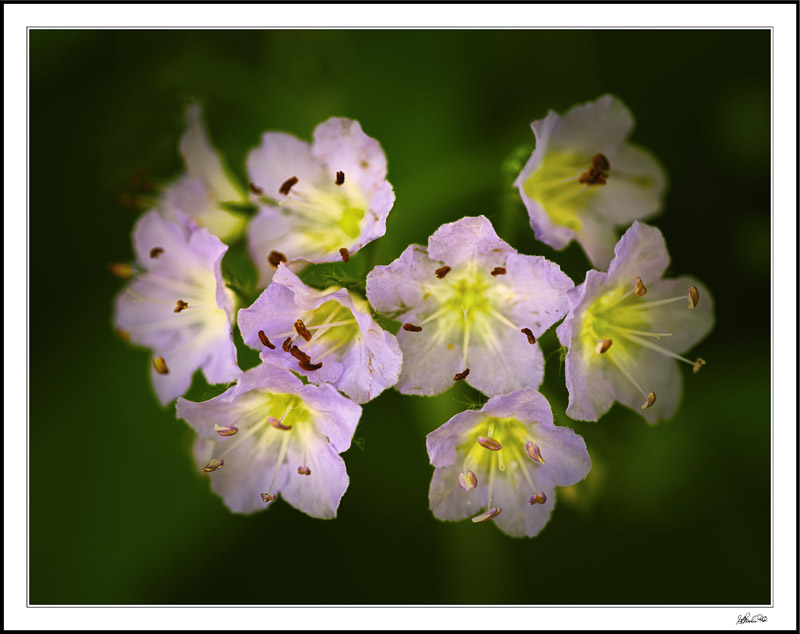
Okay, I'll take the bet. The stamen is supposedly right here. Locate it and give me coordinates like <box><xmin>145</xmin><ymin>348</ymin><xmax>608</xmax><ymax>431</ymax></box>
<box><xmin>202</xmin><ymin>458</ymin><xmax>224</xmax><ymax>472</ymax></box>
<box><xmin>529</xmin><ymin>492</ymin><xmax>547</xmax><ymax>505</ymax></box>
<box><xmin>117</xmin><ymin>329</ymin><xmax>131</xmax><ymax>341</ymax></box>
<box><xmin>402</xmin><ymin>323</ymin><xmax>423</xmax><ymax>332</ymax></box>
<box><xmin>279</xmin><ymin>176</ymin><xmax>299</xmax><ymax>196</ymax></box>
<box><xmin>490</xmin><ymin>267</ymin><xmax>506</xmax><ymax>276</ymax></box>
<box><xmin>606</xmin><ymin>354</ymin><xmax>649</xmax><ymax>398</ymax></box>
<box><xmin>471</xmin><ymin>507</ymin><xmax>501</xmax><ymax>523</ymax></box>
<box><xmin>687</xmin><ymin>286</ymin><xmax>700</xmax><ymax>309</ymax></box>
<box><xmin>595</xmin><ymin>338</ymin><xmax>613</xmax><ymax>354</ymax></box>
<box><xmin>108</xmin><ymin>262</ymin><xmax>134</xmax><ymax>278</ymax></box>
<box><xmin>149</xmin><ymin>247</ymin><xmax>164</xmax><ymax>259</ymax></box>
<box><xmin>458</xmin><ymin>470</ymin><xmax>478</xmax><ymax>491</ymax></box>
<box><xmin>261</xmin><ymin>493</ymin><xmax>277</xmax><ymax>503</ymax></box>
<box><xmin>478</xmin><ymin>436</ymin><xmax>502</xmax><ymax>451</ymax></box>
<box><xmin>525</xmin><ymin>441</ymin><xmax>545</xmax><ymax>464</ymax></box>
<box><xmin>289</xmin><ymin>345</ymin><xmax>311</xmax><ymax>364</ymax></box>
<box><xmin>268</xmin><ymin>417</ymin><xmax>292</xmax><ymax>431</ymax></box>
<box><xmin>642</xmin><ymin>392</ymin><xmax>656</xmax><ymax>409</ymax></box>
<box><xmin>282</xmin><ymin>337</ymin><xmax>293</xmax><ymax>352</ymax></box>
<box><xmin>297</xmin><ymin>466</ymin><xmax>312</xmax><ymax>476</ymax></box>
<box><xmin>266</xmin><ymin>429</ymin><xmax>293</xmax><ymax>497</ymax></box>
<box><xmin>693</xmin><ymin>358</ymin><xmax>706</xmax><ymax>374</ymax></box>
<box><xmin>453</xmin><ymin>368</ymin><xmax>470</xmax><ymax>382</ymax></box>
<box><xmin>521</xmin><ymin>328</ymin><xmax>536</xmax><ymax>345</ymax></box>
<box><xmin>294</xmin><ymin>319</ymin><xmax>313</xmax><ymax>342</ymax></box>
<box><xmin>635</xmin><ymin>276</ymin><xmax>647</xmax><ymax>297</ymax></box>
<box><xmin>268</xmin><ymin>250</ymin><xmax>288</xmax><ymax>268</ymax></box>
<box><xmin>620</xmin><ymin>332</ymin><xmax>699</xmax><ymax>367</ymax></box>
<box><xmin>152</xmin><ymin>356</ymin><xmax>169</xmax><ymax>374</ymax></box>
<box><xmin>435</xmin><ymin>265</ymin><xmax>451</xmax><ymax>279</ymax></box>
<box><xmin>335</xmin><ymin>171</ymin><xmax>345</xmax><ymax>186</ymax></box>
<box><xmin>339</xmin><ymin>247</ymin><xmax>350</xmax><ymax>263</ymax></box>
<box><xmin>174</xmin><ymin>299</ymin><xmax>189</xmax><ymax>313</ymax></box>
<box><xmin>249</xmin><ymin>182</ymin><xmax>264</xmax><ymax>195</ymax></box>
<box><xmin>214</xmin><ymin>425</ymin><xmax>238</xmax><ymax>437</ymax></box>
<box><xmin>258</xmin><ymin>330</ymin><xmax>276</xmax><ymax>349</ymax></box>
<box><xmin>298</xmin><ymin>359</ymin><xmax>323</xmax><ymax>372</ymax></box>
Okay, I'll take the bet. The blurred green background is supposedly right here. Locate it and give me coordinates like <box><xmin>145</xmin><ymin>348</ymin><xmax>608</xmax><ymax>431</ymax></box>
<box><xmin>29</xmin><ymin>30</ymin><xmax>770</xmax><ymax>605</ymax></box>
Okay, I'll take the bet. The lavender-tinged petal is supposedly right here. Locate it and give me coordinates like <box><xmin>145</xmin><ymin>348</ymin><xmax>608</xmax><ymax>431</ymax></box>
<box><xmin>426</xmin><ymin>409</ymin><xmax>486</xmax><ymax>468</ymax></box>
<box><xmin>297</xmin><ymin>382</ymin><xmax>361</xmax><ymax>453</ymax></box>
<box><xmin>246</xmin><ymin>207</ymin><xmax>309</xmax><ymax>288</ymax></box>
<box><xmin>606</xmin><ymin>347</ymin><xmax>683</xmax><ymax>424</ymax></box>
<box><xmin>280</xmin><ymin>434</ymin><xmax>350</xmax><ymax>519</ymax></box>
<box><xmin>427</xmin><ymin>215</ymin><xmax>515</xmax><ymax>270</ymax></box>
<box><xmin>573</xmin><ymin>211</ymin><xmax>621</xmax><ymax>271</ymax></box>
<box><xmin>562</xmin><ymin>339</ymin><xmax>617</xmax><ymax>422</ymax></box>
<box><xmin>480</xmin><ymin>389</ymin><xmax>554</xmax><ymax>426</ymax></box>
<box><xmin>503</xmin><ymin>253</ymin><xmax>574</xmax><ymax>333</ymax></box>
<box><xmin>150</xmin><ymin>336</ymin><xmax>211</xmax><ymax>405</ymax></box>
<box><xmin>466</xmin><ymin>324</ymin><xmax>545</xmax><ymax>397</ymax></box>
<box><xmin>606</xmin><ymin>221</ymin><xmax>670</xmax><ymax>283</ymax></box>
<box><xmin>643</xmin><ymin>277</ymin><xmax>714</xmax><ymax>353</ymax></box>
<box><xmin>201</xmin><ymin>329</ymin><xmax>240</xmax><ymax>386</ymax></box>
<box><xmin>247</xmin><ymin>132</ymin><xmax>324</xmax><ymax>201</ymax></box>
<box><xmin>311</xmin><ymin>117</ymin><xmax>388</xmax><ymax>192</ymax></box>
<box><xmin>588</xmin><ymin>144</ymin><xmax>667</xmax><ymax>225</ymax></box>
<box><xmin>527</xmin><ymin>423</ymin><xmax>592</xmax><ymax>487</ymax></box>
<box><xmin>176</xmin><ymin>383</ymin><xmax>243</xmax><ymax>438</ymax></box>
<box><xmin>394</xmin><ymin>327</ymin><xmax>462</xmax><ymax>396</ymax></box>
<box><xmin>238</xmin><ymin>275</ymin><xmax>301</xmax><ymax>351</ymax></box>
<box><xmin>429</xmin><ymin>462</ymin><xmax>488</xmax><ymax>522</ymax></box>
<box><xmin>180</xmin><ymin>103</ymin><xmax>241</xmax><ymax>202</ymax></box>
<box><xmin>132</xmin><ymin>210</ymin><xmax>193</xmax><ymax>270</ymax></box>
<box><xmin>366</xmin><ymin>244</ymin><xmax>439</xmax><ymax>319</ymax></box>
<box><xmin>548</xmin><ymin>94</ymin><xmax>634</xmax><ymax>156</ymax></box>
<box><xmin>491</xmin><ymin>469</ymin><xmax>556</xmax><ymax>538</ymax></box>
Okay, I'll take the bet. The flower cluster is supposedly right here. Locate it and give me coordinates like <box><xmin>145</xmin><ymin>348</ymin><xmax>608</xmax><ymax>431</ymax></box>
<box><xmin>112</xmin><ymin>96</ymin><xmax>713</xmax><ymax>536</ymax></box>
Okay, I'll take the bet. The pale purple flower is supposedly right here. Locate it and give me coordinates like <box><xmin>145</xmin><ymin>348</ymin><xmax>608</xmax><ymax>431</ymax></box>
<box><xmin>238</xmin><ymin>264</ymin><xmax>402</xmax><ymax>404</ymax></box>
<box><xmin>426</xmin><ymin>388</ymin><xmax>591</xmax><ymax>538</ymax></box>
<box><xmin>246</xmin><ymin>117</ymin><xmax>395</xmax><ymax>286</ymax></box>
<box><xmin>176</xmin><ymin>360</ymin><xmax>362</xmax><ymax>518</ymax></box>
<box><xmin>366</xmin><ymin>216</ymin><xmax>573</xmax><ymax>397</ymax></box>
<box><xmin>557</xmin><ymin>221</ymin><xmax>714</xmax><ymax>423</ymax></box>
<box><xmin>159</xmin><ymin>103</ymin><xmax>247</xmax><ymax>242</ymax></box>
<box><xmin>114</xmin><ymin>211</ymin><xmax>239</xmax><ymax>405</ymax></box>
<box><xmin>514</xmin><ymin>94</ymin><xmax>667</xmax><ymax>269</ymax></box>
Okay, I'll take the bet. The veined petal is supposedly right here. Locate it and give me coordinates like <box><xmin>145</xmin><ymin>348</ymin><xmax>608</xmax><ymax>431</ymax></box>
<box><xmin>429</xmin><ymin>462</ymin><xmax>488</xmax><ymax>521</ymax></box>
<box><xmin>606</xmin><ymin>221</ymin><xmax>670</xmax><ymax>282</ymax></box>
<box><xmin>394</xmin><ymin>326</ymin><xmax>463</xmax><ymax>396</ymax></box>
<box><xmin>548</xmin><ymin>94</ymin><xmax>634</xmax><ymax>156</ymax></box>
<box><xmin>491</xmin><ymin>469</ymin><xmax>556</xmax><ymax>538</ymax></box>
<box><xmin>643</xmin><ymin>276</ymin><xmax>714</xmax><ymax>353</ymax></box>
<box><xmin>427</xmin><ymin>215</ymin><xmax>515</xmax><ymax>270</ymax></box>
<box><xmin>366</xmin><ymin>244</ymin><xmax>440</xmax><ymax>321</ymax></box>
<box><xmin>426</xmin><ymin>408</ymin><xmax>486</xmax><ymax>468</ymax></box>
<box><xmin>247</xmin><ymin>131</ymin><xmax>323</xmax><ymax>201</ymax></box>
<box><xmin>296</xmin><ymin>382</ymin><xmax>362</xmax><ymax>453</ymax></box>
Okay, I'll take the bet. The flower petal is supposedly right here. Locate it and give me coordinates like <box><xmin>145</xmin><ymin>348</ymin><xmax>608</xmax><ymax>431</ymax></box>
<box><xmin>366</xmin><ymin>244</ymin><xmax>439</xmax><ymax>321</ymax></box>
<box><xmin>247</xmin><ymin>131</ymin><xmax>324</xmax><ymax>201</ymax></box>
<box><xmin>491</xmin><ymin>469</ymin><xmax>556</xmax><ymax>538</ymax></box>
<box><xmin>426</xmin><ymin>408</ymin><xmax>486</xmax><ymax>468</ymax></box>
<box><xmin>606</xmin><ymin>221</ymin><xmax>670</xmax><ymax>282</ymax></box>
<box><xmin>644</xmin><ymin>276</ymin><xmax>715</xmax><ymax>353</ymax></box>
<box><xmin>429</xmin><ymin>462</ymin><xmax>488</xmax><ymax>521</ymax></box>
<box><xmin>548</xmin><ymin>94</ymin><xmax>634</xmax><ymax>156</ymax></box>
<box><xmin>394</xmin><ymin>326</ymin><xmax>463</xmax><ymax>396</ymax></box>
<box><xmin>311</xmin><ymin>117</ymin><xmax>388</xmax><ymax>193</ymax></box>
<box><xmin>427</xmin><ymin>215</ymin><xmax>514</xmax><ymax>270</ymax></box>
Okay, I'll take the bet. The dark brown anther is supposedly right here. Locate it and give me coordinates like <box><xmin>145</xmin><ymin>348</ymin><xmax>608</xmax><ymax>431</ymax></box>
<box><xmin>298</xmin><ymin>359</ymin><xmax>323</xmax><ymax>372</ymax></box>
<box><xmin>289</xmin><ymin>345</ymin><xmax>311</xmax><ymax>364</ymax></box>
<box><xmin>402</xmin><ymin>323</ymin><xmax>423</xmax><ymax>332</ymax></box>
<box><xmin>294</xmin><ymin>319</ymin><xmax>313</xmax><ymax>342</ymax></box>
<box><xmin>595</xmin><ymin>338</ymin><xmax>613</xmax><ymax>354</ymax></box>
<box><xmin>687</xmin><ymin>286</ymin><xmax>700</xmax><ymax>309</ymax></box>
<box><xmin>521</xmin><ymin>328</ymin><xmax>536</xmax><ymax>345</ymax></box>
<box><xmin>279</xmin><ymin>176</ymin><xmax>299</xmax><ymax>196</ymax></box>
<box><xmin>282</xmin><ymin>337</ymin><xmax>293</xmax><ymax>352</ymax></box>
<box><xmin>249</xmin><ymin>182</ymin><xmax>264</xmax><ymax>195</ymax></box>
<box><xmin>153</xmin><ymin>356</ymin><xmax>169</xmax><ymax>375</ymax></box>
<box><xmin>339</xmin><ymin>247</ymin><xmax>350</xmax><ymax>263</ymax></box>
<box><xmin>297</xmin><ymin>466</ymin><xmax>312</xmax><ymax>476</ymax></box>
<box><xmin>149</xmin><ymin>247</ymin><xmax>164</xmax><ymax>259</ymax></box>
<box><xmin>490</xmin><ymin>267</ymin><xmax>507</xmax><ymax>276</ymax></box>
<box><xmin>174</xmin><ymin>299</ymin><xmax>189</xmax><ymax>313</ymax></box>
<box><xmin>108</xmin><ymin>262</ymin><xmax>134</xmax><ymax>278</ymax></box>
<box><xmin>435</xmin><ymin>266</ymin><xmax>451</xmax><ymax>279</ymax></box>
<box><xmin>453</xmin><ymin>368</ymin><xmax>470</xmax><ymax>382</ymax></box>
<box><xmin>578</xmin><ymin>153</ymin><xmax>610</xmax><ymax>186</ymax></box>
<box><xmin>635</xmin><ymin>276</ymin><xmax>647</xmax><ymax>297</ymax></box>
<box><xmin>335</xmin><ymin>171</ymin><xmax>345</xmax><ymax>186</ymax></box>
<box><xmin>258</xmin><ymin>330</ymin><xmax>276</xmax><ymax>349</ymax></box>
<box><xmin>261</xmin><ymin>493</ymin><xmax>277</xmax><ymax>503</ymax></box>
<box><xmin>529</xmin><ymin>491</ymin><xmax>547</xmax><ymax>505</ymax></box>
<box><xmin>268</xmin><ymin>250</ymin><xmax>287</xmax><ymax>269</ymax></box>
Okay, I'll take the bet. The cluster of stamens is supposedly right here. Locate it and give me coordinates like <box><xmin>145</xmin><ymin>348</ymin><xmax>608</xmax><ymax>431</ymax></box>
<box><xmin>457</xmin><ymin>418</ymin><xmax>550</xmax><ymax>524</ymax></box>
<box><xmin>578</xmin><ymin>153</ymin><xmax>610</xmax><ymax>186</ymax></box>
<box><xmin>585</xmin><ymin>276</ymin><xmax>706</xmax><ymax>410</ymax></box>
